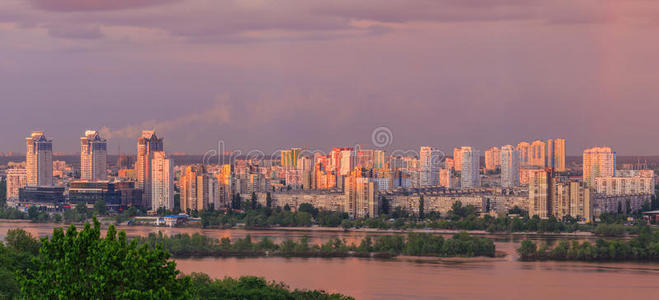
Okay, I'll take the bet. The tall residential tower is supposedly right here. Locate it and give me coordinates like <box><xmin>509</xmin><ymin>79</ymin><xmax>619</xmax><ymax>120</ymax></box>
<box><xmin>80</xmin><ymin>130</ymin><xmax>108</xmax><ymax>181</ymax></box>
<box><xmin>460</xmin><ymin>147</ymin><xmax>480</xmax><ymax>189</ymax></box>
<box><xmin>26</xmin><ymin>131</ymin><xmax>53</xmax><ymax>186</ymax></box>
<box><xmin>583</xmin><ymin>147</ymin><xmax>616</xmax><ymax>186</ymax></box>
<box><xmin>151</xmin><ymin>151</ymin><xmax>174</xmax><ymax>211</ymax></box>
<box><xmin>137</xmin><ymin>131</ymin><xmax>164</xmax><ymax>208</ymax></box>
<box><xmin>500</xmin><ymin>145</ymin><xmax>520</xmax><ymax>188</ymax></box>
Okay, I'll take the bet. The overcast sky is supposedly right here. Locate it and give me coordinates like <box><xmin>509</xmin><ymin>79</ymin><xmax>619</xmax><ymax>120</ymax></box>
<box><xmin>1</xmin><ymin>0</ymin><xmax>659</xmax><ymax>155</ymax></box>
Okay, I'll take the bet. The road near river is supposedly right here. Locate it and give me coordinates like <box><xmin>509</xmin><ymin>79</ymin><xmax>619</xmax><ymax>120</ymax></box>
<box><xmin>1</xmin><ymin>221</ymin><xmax>657</xmax><ymax>299</ymax></box>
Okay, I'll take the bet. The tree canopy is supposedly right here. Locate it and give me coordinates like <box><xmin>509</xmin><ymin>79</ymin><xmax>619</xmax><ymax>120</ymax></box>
<box><xmin>19</xmin><ymin>219</ymin><xmax>189</xmax><ymax>299</ymax></box>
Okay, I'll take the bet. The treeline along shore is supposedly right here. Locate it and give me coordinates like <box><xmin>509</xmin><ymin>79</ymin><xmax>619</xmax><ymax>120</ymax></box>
<box><xmin>135</xmin><ymin>231</ymin><xmax>497</xmax><ymax>259</ymax></box>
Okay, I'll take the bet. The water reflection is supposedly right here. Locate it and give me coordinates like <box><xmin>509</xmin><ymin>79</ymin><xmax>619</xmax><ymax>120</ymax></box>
<box><xmin>1</xmin><ymin>221</ymin><xmax>658</xmax><ymax>299</ymax></box>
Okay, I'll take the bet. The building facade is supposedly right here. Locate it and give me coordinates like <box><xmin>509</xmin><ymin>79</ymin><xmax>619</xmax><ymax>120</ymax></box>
<box><xmin>547</xmin><ymin>138</ymin><xmax>566</xmax><ymax>171</ymax></box>
<box><xmin>528</xmin><ymin>169</ymin><xmax>551</xmax><ymax>218</ymax></box>
<box><xmin>6</xmin><ymin>168</ymin><xmax>27</xmax><ymax>200</ymax></box>
<box><xmin>460</xmin><ymin>147</ymin><xmax>480</xmax><ymax>189</ymax></box>
<box><xmin>345</xmin><ymin>176</ymin><xmax>379</xmax><ymax>218</ymax></box>
<box><xmin>484</xmin><ymin>147</ymin><xmax>501</xmax><ymax>171</ymax></box>
<box><xmin>137</xmin><ymin>130</ymin><xmax>164</xmax><ymax>208</ymax></box>
<box><xmin>151</xmin><ymin>151</ymin><xmax>173</xmax><ymax>211</ymax></box>
<box><xmin>80</xmin><ymin>130</ymin><xmax>108</xmax><ymax>181</ymax></box>
<box><xmin>180</xmin><ymin>165</ymin><xmax>220</xmax><ymax>212</ymax></box>
<box><xmin>583</xmin><ymin>147</ymin><xmax>616</xmax><ymax>186</ymax></box>
<box><xmin>500</xmin><ymin>145</ymin><xmax>520</xmax><ymax>188</ymax></box>
<box><xmin>420</xmin><ymin>146</ymin><xmax>440</xmax><ymax>187</ymax></box>
<box><xmin>530</xmin><ymin>140</ymin><xmax>546</xmax><ymax>168</ymax></box>
<box><xmin>26</xmin><ymin>131</ymin><xmax>53</xmax><ymax>186</ymax></box>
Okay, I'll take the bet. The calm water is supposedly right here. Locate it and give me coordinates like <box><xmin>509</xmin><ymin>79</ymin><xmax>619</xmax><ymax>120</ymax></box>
<box><xmin>2</xmin><ymin>221</ymin><xmax>658</xmax><ymax>299</ymax></box>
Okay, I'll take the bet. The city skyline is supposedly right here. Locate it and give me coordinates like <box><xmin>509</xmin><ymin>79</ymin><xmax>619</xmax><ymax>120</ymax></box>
<box><xmin>0</xmin><ymin>129</ymin><xmax>650</xmax><ymax>160</ymax></box>
<box><xmin>2</xmin><ymin>1</ymin><xmax>659</xmax><ymax>154</ymax></box>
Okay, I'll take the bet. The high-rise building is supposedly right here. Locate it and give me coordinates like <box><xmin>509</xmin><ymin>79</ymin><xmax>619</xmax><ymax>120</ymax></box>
<box><xmin>137</xmin><ymin>130</ymin><xmax>164</xmax><ymax>208</ymax></box>
<box><xmin>420</xmin><ymin>146</ymin><xmax>440</xmax><ymax>187</ymax></box>
<box><xmin>280</xmin><ymin>148</ymin><xmax>301</xmax><ymax>168</ymax></box>
<box><xmin>80</xmin><ymin>130</ymin><xmax>107</xmax><ymax>181</ymax></box>
<box><xmin>453</xmin><ymin>147</ymin><xmax>463</xmax><ymax>171</ymax></box>
<box><xmin>460</xmin><ymin>147</ymin><xmax>480</xmax><ymax>189</ymax></box>
<box><xmin>339</xmin><ymin>149</ymin><xmax>355</xmax><ymax>176</ymax></box>
<box><xmin>529</xmin><ymin>169</ymin><xmax>591</xmax><ymax>220</ymax></box>
<box><xmin>583</xmin><ymin>147</ymin><xmax>616</xmax><ymax>186</ymax></box>
<box><xmin>215</xmin><ymin>164</ymin><xmax>232</xmax><ymax>208</ymax></box>
<box><xmin>530</xmin><ymin>140</ymin><xmax>546</xmax><ymax>168</ymax></box>
<box><xmin>151</xmin><ymin>151</ymin><xmax>173</xmax><ymax>211</ymax></box>
<box><xmin>529</xmin><ymin>169</ymin><xmax>551</xmax><ymax>218</ymax></box>
<box><xmin>6</xmin><ymin>168</ymin><xmax>27</xmax><ymax>200</ymax></box>
<box><xmin>180</xmin><ymin>165</ymin><xmax>219</xmax><ymax>212</ymax></box>
<box><xmin>345</xmin><ymin>175</ymin><xmax>379</xmax><ymax>218</ymax></box>
<box><xmin>484</xmin><ymin>146</ymin><xmax>501</xmax><ymax>170</ymax></box>
<box><xmin>373</xmin><ymin>150</ymin><xmax>385</xmax><ymax>169</ymax></box>
<box><xmin>547</xmin><ymin>138</ymin><xmax>566</xmax><ymax>171</ymax></box>
<box><xmin>26</xmin><ymin>131</ymin><xmax>53</xmax><ymax>186</ymax></box>
<box><xmin>567</xmin><ymin>181</ymin><xmax>591</xmax><ymax>221</ymax></box>
<box><xmin>280</xmin><ymin>150</ymin><xmax>292</xmax><ymax>167</ymax></box>
<box><xmin>594</xmin><ymin>170</ymin><xmax>655</xmax><ymax>195</ymax></box>
<box><xmin>516</xmin><ymin>142</ymin><xmax>531</xmax><ymax>167</ymax></box>
<box><xmin>439</xmin><ymin>168</ymin><xmax>457</xmax><ymax>189</ymax></box>
<box><xmin>500</xmin><ymin>145</ymin><xmax>519</xmax><ymax>188</ymax></box>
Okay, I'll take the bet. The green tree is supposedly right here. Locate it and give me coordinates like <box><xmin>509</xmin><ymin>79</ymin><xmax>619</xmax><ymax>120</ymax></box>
<box><xmin>418</xmin><ymin>196</ymin><xmax>425</xmax><ymax>220</ymax></box>
<box><xmin>641</xmin><ymin>200</ymin><xmax>651</xmax><ymax>212</ymax></box>
<box><xmin>20</xmin><ymin>218</ymin><xmax>190</xmax><ymax>299</ymax></box>
<box><xmin>266</xmin><ymin>192</ymin><xmax>272</xmax><ymax>208</ymax></box>
<box><xmin>5</xmin><ymin>228</ymin><xmax>40</xmax><ymax>256</ymax></box>
<box><xmin>0</xmin><ymin>178</ymin><xmax>6</xmax><ymax>207</ymax></box>
<box><xmin>52</xmin><ymin>213</ymin><xmax>63</xmax><ymax>223</ymax></box>
<box><xmin>380</xmin><ymin>196</ymin><xmax>390</xmax><ymax>215</ymax></box>
<box><xmin>94</xmin><ymin>200</ymin><xmax>107</xmax><ymax>216</ymax></box>
<box><xmin>298</xmin><ymin>203</ymin><xmax>319</xmax><ymax>218</ymax></box>
<box><xmin>75</xmin><ymin>202</ymin><xmax>89</xmax><ymax>218</ymax></box>
<box><xmin>27</xmin><ymin>206</ymin><xmax>39</xmax><ymax>221</ymax></box>
<box><xmin>518</xmin><ymin>240</ymin><xmax>537</xmax><ymax>260</ymax></box>
<box><xmin>251</xmin><ymin>192</ymin><xmax>258</xmax><ymax>210</ymax></box>
<box><xmin>188</xmin><ymin>273</ymin><xmax>353</xmax><ymax>300</ymax></box>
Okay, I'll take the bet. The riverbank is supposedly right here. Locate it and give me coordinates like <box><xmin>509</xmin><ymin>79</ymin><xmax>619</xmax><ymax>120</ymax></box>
<box><xmin>0</xmin><ymin>218</ymin><xmax>635</xmax><ymax>239</ymax></box>
<box><xmin>251</xmin><ymin>225</ymin><xmax>600</xmax><ymax>237</ymax></box>
<box><xmin>518</xmin><ymin>227</ymin><xmax>659</xmax><ymax>262</ymax></box>
<box><xmin>136</xmin><ymin>231</ymin><xmax>497</xmax><ymax>259</ymax></box>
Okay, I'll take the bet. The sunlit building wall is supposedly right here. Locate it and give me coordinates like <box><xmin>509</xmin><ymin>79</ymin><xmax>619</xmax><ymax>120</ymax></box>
<box><xmin>500</xmin><ymin>145</ymin><xmax>519</xmax><ymax>188</ymax></box>
<box><xmin>151</xmin><ymin>151</ymin><xmax>174</xmax><ymax>211</ymax></box>
<box><xmin>583</xmin><ymin>147</ymin><xmax>616</xmax><ymax>186</ymax></box>
<box><xmin>80</xmin><ymin>130</ymin><xmax>107</xmax><ymax>181</ymax></box>
<box><xmin>26</xmin><ymin>131</ymin><xmax>53</xmax><ymax>187</ymax></box>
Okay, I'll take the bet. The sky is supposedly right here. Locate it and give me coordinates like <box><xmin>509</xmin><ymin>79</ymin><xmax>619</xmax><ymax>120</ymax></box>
<box><xmin>1</xmin><ymin>0</ymin><xmax>659</xmax><ymax>155</ymax></box>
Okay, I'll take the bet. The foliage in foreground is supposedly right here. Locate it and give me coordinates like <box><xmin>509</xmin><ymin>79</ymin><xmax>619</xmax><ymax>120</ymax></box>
<box><xmin>20</xmin><ymin>219</ymin><xmax>189</xmax><ymax>299</ymax></box>
<box><xmin>0</xmin><ymin>220</ymin><xmax>352</xmax><ymax>299</ymax></box>
<box><xmin>517</xmin><ymin>226</ymin><xmax>659</xmax><ymax>261</ymax></box>
<box><xmin>189</xmin><ymin>273</ymin><xmax>352</xmax><ymax>300</ymax></box>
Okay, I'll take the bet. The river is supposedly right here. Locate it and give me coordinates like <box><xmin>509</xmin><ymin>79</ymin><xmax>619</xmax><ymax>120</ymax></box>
<box><xmin>1</xmin><ymin>221</ymin><xmax>658</xmax><ymax>299</ymax></box>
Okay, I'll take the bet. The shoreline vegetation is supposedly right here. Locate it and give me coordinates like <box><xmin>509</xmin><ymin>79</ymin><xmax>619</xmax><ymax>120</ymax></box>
<box><xmin>2</xmin><ymin>199</ymin><xmax>656</xmax><ymax>237</ymax></box>
<box><xmin>135</xmin><ymin>231</ymin><xmax>497</xmax><ymax>259</ymax></box>
<box><xmin>517</xmin><ymin>226</ymin><xmax>659</xmax><ymax>262</ymax></box>
<box><xmin>0</xmin><ymin>219</ymin><xmax>353</xmax><ymax>299</ymax></box>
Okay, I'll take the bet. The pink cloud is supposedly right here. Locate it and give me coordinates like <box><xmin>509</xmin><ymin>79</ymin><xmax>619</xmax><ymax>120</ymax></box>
<box><xmin>30</xmin><ymin>0</ymin><xmax>177</xmax><ymax>12</ymax></box>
